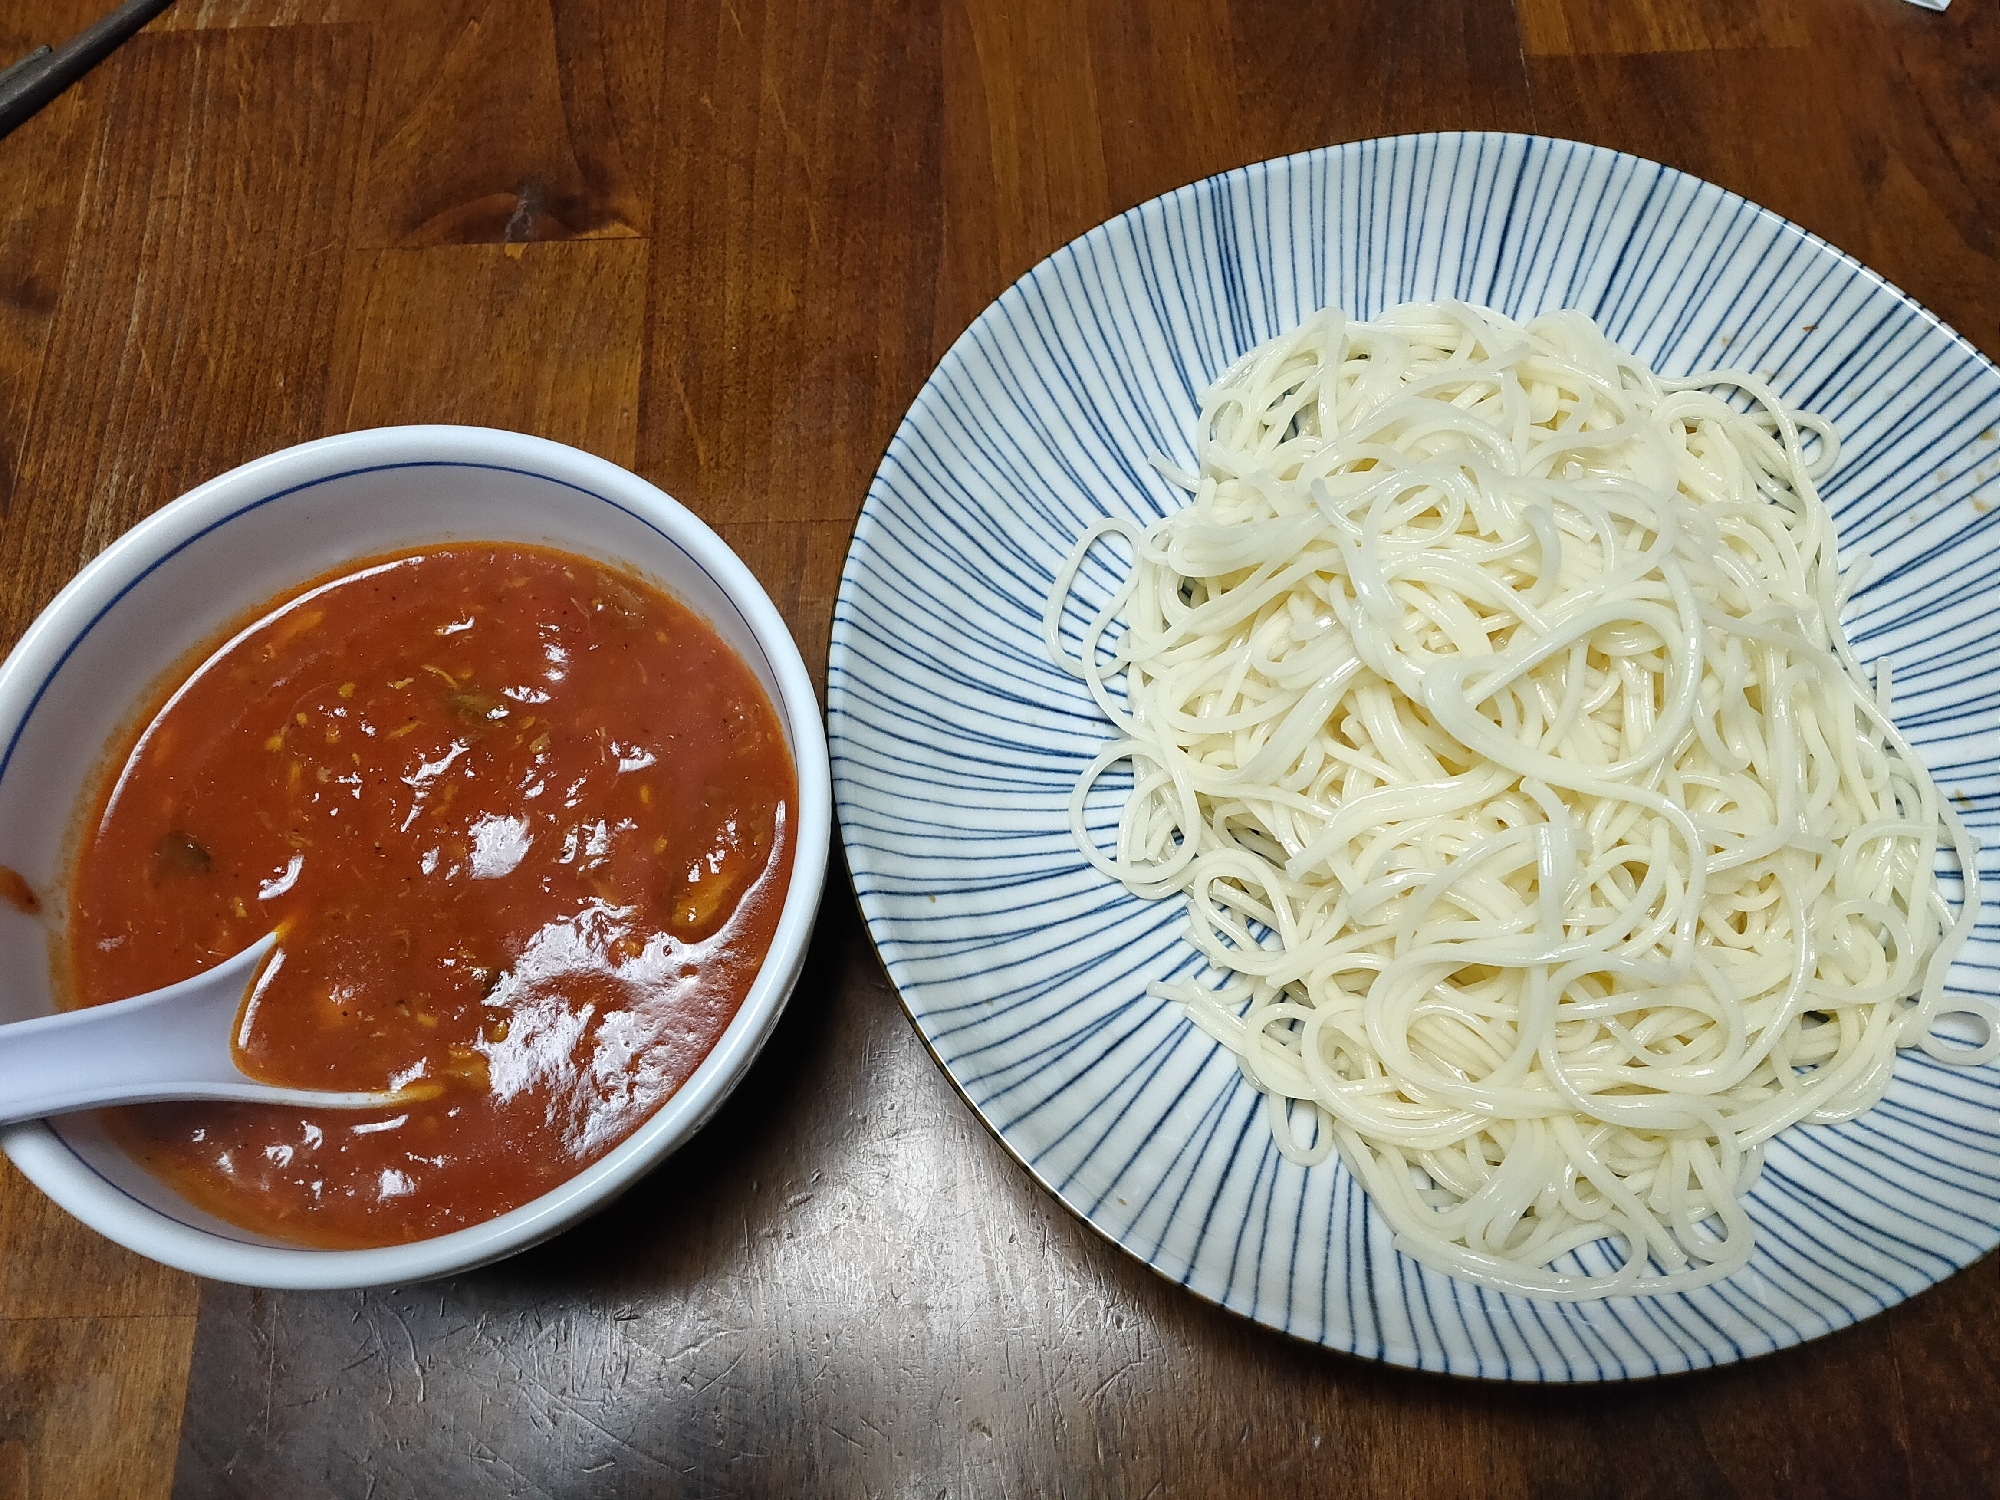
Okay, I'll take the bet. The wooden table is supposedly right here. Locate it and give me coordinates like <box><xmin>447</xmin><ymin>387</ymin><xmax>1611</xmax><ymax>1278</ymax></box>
<box><xmin>1</xmin><ymin>0</ymin><xmax>1997</xmax><ymax>1494</ymax></box>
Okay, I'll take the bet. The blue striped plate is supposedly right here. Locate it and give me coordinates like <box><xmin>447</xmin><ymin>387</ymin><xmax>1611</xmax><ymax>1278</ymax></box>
<box><xmin>827</xmin><ymin>133</ymin><xmax>2000</xmax><ymax>1381</ymax></box>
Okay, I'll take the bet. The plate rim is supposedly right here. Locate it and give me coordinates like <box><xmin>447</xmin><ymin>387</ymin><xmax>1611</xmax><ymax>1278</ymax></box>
<box><xmin>827</xmin><ymin>129</ymin><xmax>2000</xmax><ymax>1383</ymax></box>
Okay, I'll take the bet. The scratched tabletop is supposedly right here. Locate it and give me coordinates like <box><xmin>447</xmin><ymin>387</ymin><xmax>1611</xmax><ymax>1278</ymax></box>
<box><xmin>1</xmin><ymin>1</ymin><xmax>1998</xmax><ymax>1496</ymax></box>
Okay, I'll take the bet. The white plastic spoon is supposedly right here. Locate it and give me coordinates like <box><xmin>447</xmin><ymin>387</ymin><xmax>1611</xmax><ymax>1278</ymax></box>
<box><xmin>0</xmin><ymin>934</ymin><xmax>410</xmax><ymax>1125</ymax></box>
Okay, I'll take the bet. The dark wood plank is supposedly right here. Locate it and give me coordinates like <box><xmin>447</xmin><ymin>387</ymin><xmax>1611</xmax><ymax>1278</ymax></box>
<box><xmin>1</xmin><ymin>1147</ymin><xmax>200</xmax><ymax>1496</ymax></box>
<box><xmin>147</xmin><ymin>3</ymin><xmax>663</xmax><ymax>242</ymax></box>
<box><xmin>642</xmin><ymin>0</ymin><xmax>946</xmax><ymax>551</ymax></box>
<box><xmin>1873</xmin><ymin>0</ymin><xmax>2000</xmax><ymax>360</ymax></box>
<box><xmin>342</xmin><ymin>0</ymin><xmax>664</xmax><ymax>248</ymax></box>
<box><xmin>1527</xmin><ymin>2</ymin><xmax>2000</xmax><ymax>364</ymax></box>
<box><xmin>152</xmin><ymin>0</ymin><xmax>342</xmax><ymax>25</ymax></box>
<box><xmin>0</xmin><ymin>25</ymin><xmax>371</xmax><ymax>649</ymax></box>
<box><xmin>0</xmin><ymin>0</ymin><xmax>119</xmax><ymax>54</ymax></box>
<box><xmin>0</xmin><ymin>0</ymin><xmax>109</xmax><ymax>529</ymax></box>
<box><xmin>0</xmin><ymin>1159</ymin><xmax>198</xmax><ymax>1321</ymax></box>
<box><xmin>1083</xmin><ymin>0</ymin><xmax>1245</xmax><ymax>214</ymax></box>
<box><xmin>1518</xmin><ymin>0</ymin><xmax>1809</xmax><ymax>54</ymax></box>
<box><xmin>324</xmin><ymin>240</ymin><xmax>648</xmax><ymax>462</ymax></box>
<box><xmin>936</xmin><ymin>0</ymin><xmax>1113</xmax><ymax>318</ymax></box>
<box><xmin>0</xmin><ymin>1313</ymin><xmax>196</xmax><ymax>1500</ymax></box>
<box><xmin>1226</xmin><ymin>0</ymin><xmax>1537</xmax><ymax>159</ymax></box>
<box><xmin>712</xmin><ymin>517</ymin><xmax>853</xmax><ymax>692</ymax></box>
<box><xmin>0</xmin><ymin>79</ymin><xmax>97</xmax><ymax>560</ymax></box>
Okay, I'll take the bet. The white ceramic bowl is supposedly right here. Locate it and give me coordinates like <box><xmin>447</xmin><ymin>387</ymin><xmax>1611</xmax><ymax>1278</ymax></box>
<box><xmin>0</xmin><ymin>426</ymin><xmax>832</xmax><ymax>1288</ymax></box>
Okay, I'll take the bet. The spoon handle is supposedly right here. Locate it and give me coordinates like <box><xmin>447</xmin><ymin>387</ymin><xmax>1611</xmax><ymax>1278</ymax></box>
<box><xmin>0</xmin><ymin>935</ymin><xmax>398</xmax><ymax>1125</ymax></box>
<box><xmin>0</xmin><ymin>0</ymin><xmax>179</xmax><ymax>141</ymax></box>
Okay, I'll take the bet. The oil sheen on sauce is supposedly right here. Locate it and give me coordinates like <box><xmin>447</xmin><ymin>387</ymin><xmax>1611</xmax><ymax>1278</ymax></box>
<box><xmin>66</xmin><ymin>545</ymin><xmax>797</xmax><ymax>1248</ymax></box>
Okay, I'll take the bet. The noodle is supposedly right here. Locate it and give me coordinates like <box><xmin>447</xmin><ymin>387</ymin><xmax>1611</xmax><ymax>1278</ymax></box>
<box><xmin>1044</xmin><ymin>301</ymin><xmax>1992</xmax><ymax>1300</ymax></box>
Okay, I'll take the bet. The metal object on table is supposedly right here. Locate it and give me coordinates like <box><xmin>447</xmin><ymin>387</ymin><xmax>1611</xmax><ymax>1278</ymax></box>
<box><xmin>0</xmin><ymin>0</ymin><xmax>177</xmax><ymax>141</ymax></box>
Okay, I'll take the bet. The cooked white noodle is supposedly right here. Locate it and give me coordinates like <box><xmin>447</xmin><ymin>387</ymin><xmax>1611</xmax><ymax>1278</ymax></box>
<box><xmin>1045</xmin><ymin>301</ymin><xmax>1989</xmax><ymax>1300</ymax></box>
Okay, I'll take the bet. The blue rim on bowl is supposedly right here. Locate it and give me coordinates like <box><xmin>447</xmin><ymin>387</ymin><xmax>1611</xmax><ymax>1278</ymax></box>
<box><xmin>0</xmin><ymin>426</ymin><xmax>833</xmax><ymax>1289</ymax></box>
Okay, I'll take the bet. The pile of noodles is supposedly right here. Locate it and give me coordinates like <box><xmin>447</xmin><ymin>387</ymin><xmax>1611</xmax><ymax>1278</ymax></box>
<box><xmin>1044</xmin><ymin>301</ymin><xmax>1988</xmax><ymax>1299</ymax></box>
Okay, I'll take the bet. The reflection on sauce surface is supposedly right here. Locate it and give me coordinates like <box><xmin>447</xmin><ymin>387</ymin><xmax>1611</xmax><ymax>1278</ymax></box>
<box><xmin>67</xmin><ymin>545</ymin><xmax>797</xmax><ymax>1248</ymax></box>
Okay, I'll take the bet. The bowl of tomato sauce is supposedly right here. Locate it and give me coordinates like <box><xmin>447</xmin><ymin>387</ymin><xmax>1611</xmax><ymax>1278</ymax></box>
<box><xmin>0</xmin><ymin>427</ymin><xmax>831</xmax><ymax>1287</ymax></box>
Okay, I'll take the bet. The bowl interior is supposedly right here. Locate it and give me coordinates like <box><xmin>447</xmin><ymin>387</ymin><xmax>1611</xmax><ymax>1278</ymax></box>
<box><xmin>0</xmin><ymin>435</ymin><xmax>822</xmax><ymax>1275</ymax></box>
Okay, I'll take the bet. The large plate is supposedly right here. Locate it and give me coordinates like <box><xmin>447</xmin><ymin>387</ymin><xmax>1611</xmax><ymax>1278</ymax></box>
<box><xmin>827</xmin><ymin>133</ymin><xmax>2000</xmax><ymax>1381</ymax></box>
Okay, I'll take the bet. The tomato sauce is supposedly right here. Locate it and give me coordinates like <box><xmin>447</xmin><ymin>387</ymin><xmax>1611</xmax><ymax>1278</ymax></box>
<box><xmin>66</xmin><ymin>545</ymin><xmax>797</xmax><ymax>1248</ymax></box>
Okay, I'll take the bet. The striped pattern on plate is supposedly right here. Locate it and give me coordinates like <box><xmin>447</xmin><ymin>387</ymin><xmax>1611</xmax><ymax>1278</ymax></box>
<box><xmin>827</xmin><ymin>133</ymin><xmax>2000</xmax><ymax>1381</ymax></box>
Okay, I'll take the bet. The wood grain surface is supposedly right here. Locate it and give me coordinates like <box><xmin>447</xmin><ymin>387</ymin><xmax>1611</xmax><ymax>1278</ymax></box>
<box><xmin>0</xmin><ymin>1</ymin><xmax>1996</xmax><ymax>1496</ymax></box>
